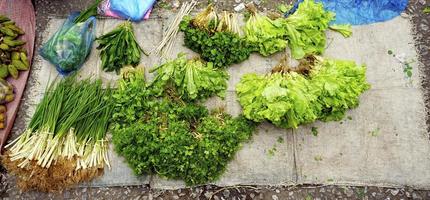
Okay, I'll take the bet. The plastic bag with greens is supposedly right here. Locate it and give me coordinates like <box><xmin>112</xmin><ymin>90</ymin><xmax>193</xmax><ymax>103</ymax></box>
<box><xmin>40</xmin><ymin>12</ymin><xmax>96</xmax><ymax>75</ymax></box>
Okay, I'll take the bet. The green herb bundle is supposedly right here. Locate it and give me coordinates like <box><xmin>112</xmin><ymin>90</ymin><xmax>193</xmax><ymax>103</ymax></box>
<box><xmin>180</xmin><ymin>5</ymin><xmax>252</xmax><ymax>68</ymax></box>
<box><xmin>149</xmin><ymin>53</ymin><xmax>228</xmax><ymax>101</ymax></box>
<box><xmin>111</xmin><ymin>68</ymin><xmax>256</xmax><ymax>185</ymax></box>
<box><xmin>96</xmin><ymin>21</ymin><xmax>144</xmax><ymax>73</ymax></box>
<box><xmin>3</xmin><ymin>76</ymin><xmax>112</xmax><ymax>192</ymax></box>
<box><xmin>236</xmin><ymin>56</ymin><xmax>370</xmax><ymax>129</ymax></box>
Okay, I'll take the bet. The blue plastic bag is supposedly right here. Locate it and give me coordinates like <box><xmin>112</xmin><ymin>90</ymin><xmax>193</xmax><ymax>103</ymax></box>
<box><xmin>98</xmin><ymin>0</ymin><xmax>156</xmax><ymax>22</ymax></box>
<box><xmin>286</xmin><ymin>0</ymin><xmax>409</xmax><ymax>25</ymax></box>
<box><xmin>40</xmin><ymin>12</ymin><xmax>96</xmax><ymax>75</ymax></box>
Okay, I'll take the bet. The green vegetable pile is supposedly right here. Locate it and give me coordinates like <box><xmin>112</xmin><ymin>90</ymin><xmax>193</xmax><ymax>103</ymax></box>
<box><xmin>244</xmin><ymin>6</ymin><xmax>289</xmax><ymax>57</ymax></box>
<box><xmin>244</xmin><ymin>0</ymin><xmax>352</xmax><ymax>59</ymax></box>
<box><xmin>180</xmin><ymin>6</ymin><xmax>252</xmax><ymax>68</ymax></box>
<box><xmin>111</xmin><ymin>68</ymin><xmax>256</xmax><ymax>185</ymax></box>
<box><xmin>283</xmin><ymin>0</ymin><xmax>335</xmax><ymax>59</ymax></box>
<box><xmin>96</xmin><ymin>21</ymin><xmax>144</xmax><ymax>73</ymax></box>
<box><xmin>236</xmin><ymin>56</ymin><xmax>370</xmax><ymax>129</ymax></box>
<box><xmin>149</xmin><ymin>53</ymin><xmax>228</xmax><ymax>101</ymax></box>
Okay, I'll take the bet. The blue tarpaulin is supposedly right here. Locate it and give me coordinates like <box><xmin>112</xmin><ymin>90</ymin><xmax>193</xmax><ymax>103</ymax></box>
<box><xmin>285</xmin><ymin>0</ymin><xmax>409</xmax><ymax>25</ymax></box>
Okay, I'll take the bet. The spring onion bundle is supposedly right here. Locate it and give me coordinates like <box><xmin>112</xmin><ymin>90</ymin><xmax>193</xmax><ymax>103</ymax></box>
<box><xmin>149</xmin><ymin>53</ymin><xmax>228</xmax><ymax>101</ymax></box>
<box><xmin>236</xmin><ymin>56</ymin><xmax>370</xmax><ymax>129</ymax></box>
<box><xmin>180</xmin><ymin>5</ymin><xmax>252</xmax><ymax>68</ymax></box>
<box><xmin>3</xmin><ymin>76</ymin><xmax>112</xmax><ymax>192</ymax></box>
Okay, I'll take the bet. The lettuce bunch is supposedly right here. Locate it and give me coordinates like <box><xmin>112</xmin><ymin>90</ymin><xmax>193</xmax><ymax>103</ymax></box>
<box><xmin>285</xmin><ymin>0</ymin><xmax>335</xmax><ymax>59</ymax></box>
<box><xmin>244</xmin><ymin>10</ymin><xmax>289</xmax><ymax>56</ymax></box>
<box><xmin>236</xmin><ymin>57</ymin><xmax>370</xmax><ymax>129</ymax></box>
<box><xmin>244</xmin><ymin>0</ymin><xmax>335</xmax><ymax>59</ymax></box>
<box><xmin>149</xmin><ymin>53</ymin><xmax>228</xmax><ymax>101</ymax></box>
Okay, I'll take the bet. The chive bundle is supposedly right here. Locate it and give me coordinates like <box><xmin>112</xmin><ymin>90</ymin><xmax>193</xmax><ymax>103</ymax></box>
<box><xmin>3</xmin><ymin>76</ymin><xmax>112</xmax><ymax>192</ymax></box>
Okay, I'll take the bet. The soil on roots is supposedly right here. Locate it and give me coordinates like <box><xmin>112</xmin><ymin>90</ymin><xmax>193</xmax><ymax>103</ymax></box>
<box><xmin>1</xmin><ymin>152</ymin><xmax>103</xmax><ymax>192</ymax></box>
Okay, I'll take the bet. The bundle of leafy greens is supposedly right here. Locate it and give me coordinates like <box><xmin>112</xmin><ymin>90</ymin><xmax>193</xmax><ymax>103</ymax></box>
<box><xmin>111</xmin><ymin>68</ymin><xmax>256</xmax><ymax>186</ymax></box>
<box><xmin>244</xmin><ymin>0</ymin><xmax>342</xmax><ymax>59</ymax></box>
<box><xmin>96</xmin><ymin>21</ymin><xmax>144</xmax><ymax>73</ymax></box>
<box><xmin>283</xmin><ymin>0</ymin><xmax>335</xmax><ymax>59</ymax></box>
<box><xmin>244</xmin><ymin>5</ymin><xmax>289</xmax><ymax>56</ymax></box>
<box><xmin>236</xmin><ymin>56</ymin><xmax>370</xmax><ymax>129</ymax></box>
<box><xmin>180</xmin><ymin>5</ymin><xmax>252</xmax><ymax>68</ymax></box>
<box><xmin>3</xmin><ymin>76</ymin><xmax>112</xmax><ymax>192</ymax></box>
<box><xmin>149</xmin><ymin>53</ymin><xmax>228</xmax><ymax>101</ymax></box>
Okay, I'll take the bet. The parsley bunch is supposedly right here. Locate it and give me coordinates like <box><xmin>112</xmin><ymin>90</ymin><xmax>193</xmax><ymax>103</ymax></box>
<box><xmin>179</xmin><ymin>6</ymin><xmax>252</xmax><ymax>68</ymax></box>
<box><xmin>111</xmin><ymin>68</ymin><xmax>256</xmax><ymax>185</ymax></box>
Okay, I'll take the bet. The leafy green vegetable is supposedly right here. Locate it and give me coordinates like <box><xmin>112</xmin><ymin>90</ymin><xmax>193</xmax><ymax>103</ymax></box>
<box><xmin>180</xmin><ymin>7</ymin><xmax>252</xmax><ymax>68</ymax></box>
<box><xmin>244</xmin><ymin>8</ymin><xmax>289</xmax><ymax>56</ymax></box>
<box><xmin>310</xmin><ymin>59</ymin><xmax>369</xmax><ymax>121</ymax></box>
<box><xmin>236</xmin><ymin>56</ymin><xmax>370</xmax><ymax>129</ymax></box>
<box><xmin>74</xmin><ymin>0</ymin><xmax>101</xmax><ymax>24</ymax></box>
<box><xmin>284</xmin><ymin>0</ymin><xmax>335</xmax><ymax>59</ymax></box>
<box><xmin>243</xmin><ymin>0</ymin><xmax>336</xmax><ymax>58</ymax></box>
<box><xmin>149</xmin><ymin>53</ymin><xmax>228</xmax><ymax>101</ymax></box>
<box><xmin>96</xmin><ymin>21</ymin><xmax>144</xmax><ymax>73</ymax></box>
<box><xmin>111</xmin><ymin>68</ymin><xmax>256</xmax><ymax>186</ymax></box>
<box><xmin>329</xmin><ymin>24</ymin><xmax>353</xmax><ymax>38</ymax></box>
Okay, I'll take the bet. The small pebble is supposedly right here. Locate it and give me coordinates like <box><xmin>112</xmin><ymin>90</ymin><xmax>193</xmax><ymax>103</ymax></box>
<box><xmin>272</xmin><ymin>195</ymin><xmax>278</xmax><ymax>200</ymax></box>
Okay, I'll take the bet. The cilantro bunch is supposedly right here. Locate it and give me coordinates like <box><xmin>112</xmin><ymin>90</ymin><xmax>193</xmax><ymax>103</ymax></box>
<box><xmin>149</xmin><ymin>53</ymin><xmax>228</xmax><ymax>101</ymax></box>
<box><xmin>179</xmin><ymin>6</ymin><xmax>252</xmax><ymax>68</ymax></box>
<box><xmin>236</xmin><ymin>56</ymin><xmax>370</xmax><ymax>129</ymax></box>
<box><xmin>111</xmin><ymin>68</ymin><xmax>256</xmax><ymax>185</ymax></box>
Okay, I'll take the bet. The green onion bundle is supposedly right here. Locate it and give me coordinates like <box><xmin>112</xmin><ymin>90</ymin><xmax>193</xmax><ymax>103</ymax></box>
<box><xmin>3</xmin><ymin>76</ymin><xmax>112</xmax><ymax>192</ymax></box>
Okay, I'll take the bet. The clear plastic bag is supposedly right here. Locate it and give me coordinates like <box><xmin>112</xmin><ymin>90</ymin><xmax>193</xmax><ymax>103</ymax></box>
<box><xmin>40</xmin><ymin>12</ymin><xmax>96</xmax><ymax>75</ymax></box>
<box><xmin>98</xmin><ymin>0</ymin><xmax>155</xmax><ymax>22</ymax></box>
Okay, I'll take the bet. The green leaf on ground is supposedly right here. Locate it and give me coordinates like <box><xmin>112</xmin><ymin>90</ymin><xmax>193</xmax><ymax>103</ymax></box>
<box><xmin>370</xmin><ymin>128</ymin><xmax>380</xmax><ymax>137</ymax></box>
<box><xmin>311</xmin><ymin>127</ymin><xmax>318</xmax><ymax>136</ymax></box>
<box><xmin>314</xmin><ymin>155</ymin><xmax>323</xmax><ymax>161</ymax></box>
<box><xmin>423</xmin><ymin>7</ymin><xmax>430</xmax><ymax>14</ymax></box>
